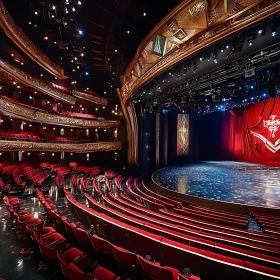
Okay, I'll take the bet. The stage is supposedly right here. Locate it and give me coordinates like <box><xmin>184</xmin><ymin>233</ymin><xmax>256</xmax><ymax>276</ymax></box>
<box><xmin>152</xmin><ymin>161</ymin><xmax>280</xmax><ymax>209</ymax></box>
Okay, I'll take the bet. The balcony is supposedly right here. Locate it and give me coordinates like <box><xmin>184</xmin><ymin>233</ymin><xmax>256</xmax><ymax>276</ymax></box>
<box><xmin>0</xmin><ymin>96</ymin><xmax>121</xmax><ymax>128</ymax></box>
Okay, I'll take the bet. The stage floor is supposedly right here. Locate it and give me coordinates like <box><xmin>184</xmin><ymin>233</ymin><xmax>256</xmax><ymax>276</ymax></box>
<box><xmin>152</xmin><ymin>161</ymin><xmax>280</xmax><ymax>208</ymax></box>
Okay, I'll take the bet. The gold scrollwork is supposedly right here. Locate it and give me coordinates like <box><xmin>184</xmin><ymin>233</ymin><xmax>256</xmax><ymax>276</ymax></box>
<box><xmin>72</xmin><ymin>90</ymin><xmax>108</xmax><ymax>106</ymax></box>
<box><xmin>0</xmin><ymin>0</ymin><xmax>67</xmax><ymax>79</ymax></box>
<box><xmin>0</xmin><ymin>59</ymin><xmax>75</xmax><ymax>104</ymax></box>
<box><xmin>0</xmin><ymin>96</ymin><xmax>121</xmax><ymax>128</ymax></box>
<box><xmin>0</xmin><ymin>140</ymin><xmax>122</xmax><ymax>153</ymax></box>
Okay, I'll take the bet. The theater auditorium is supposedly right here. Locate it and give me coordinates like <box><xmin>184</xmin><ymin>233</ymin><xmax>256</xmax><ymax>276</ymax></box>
<box><xmin>0</xmin><ymin>0</ymin><xmax>280</xmax><ymax>279</ymax></box>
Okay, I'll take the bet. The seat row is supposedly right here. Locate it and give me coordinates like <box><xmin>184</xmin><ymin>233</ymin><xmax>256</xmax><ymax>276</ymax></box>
<box><xmin>0</xmin><ymin>162</ymin><xmax>30</xmax><ymax>175</ymax></box>
<box><xmin>4</xmin><ymin>193</ymin><xmax>119</xmax><ymax>280</ymax></box>
<box><xmin>61</xmin><ymin>111</ymin><xmax>97</xmax><ymax>120</ymax></box>
<box><xmin>0</xmin><ymin>129</ymin><xmax>88</xmax><ymax>143</ymax></box>
<box><xmin>0</xmin><ymin>95</ymin><xmax>100</xmax><ymax>121</ymax></box>
<box><xmin>65</xmin><ymin>188</ymin><xmax>279</xmax><ymax>280</ymax></box>
<box><xmin>60</xmin><ymin>189</ymin><xmax>199</xmax><ymax>280</ymax></box>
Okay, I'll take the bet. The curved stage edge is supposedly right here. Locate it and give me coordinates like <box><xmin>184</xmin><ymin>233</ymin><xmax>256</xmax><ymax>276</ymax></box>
<box><xmin>146</xmin><ymin>174</ymin><xmax>280</xmax><ymax>217</ymax></box>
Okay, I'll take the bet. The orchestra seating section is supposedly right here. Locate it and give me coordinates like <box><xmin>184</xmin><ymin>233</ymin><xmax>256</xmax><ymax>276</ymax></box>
<box><xmin>0</xmin><ymin>129</ymin><xmax>89</xmax><ymax>143</ymax></box>
<box><xmin>0</xmin><ymin>161</ymin><xmax>279</xmax><ymax>279</ymax></box>
<box><xmin>0</xmin><ymin>95</ymin><xmax>106</xmax><ymax>120</ymax></box>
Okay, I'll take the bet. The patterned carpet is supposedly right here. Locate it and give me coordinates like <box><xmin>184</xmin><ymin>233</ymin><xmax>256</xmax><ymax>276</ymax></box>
<box><xmin>152</xmin><ymin>161</ymin><xmax>280</xmax><ymax>208</ymax></box>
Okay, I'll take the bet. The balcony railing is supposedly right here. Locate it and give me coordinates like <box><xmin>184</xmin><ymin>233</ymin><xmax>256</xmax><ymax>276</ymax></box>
<box><xmin>0</xmin><ymin>96</ymin><xmax>121</xmax><ymax>128</ymax></box>
<box><xmin>0</xmin><ymin>140</ymin><xmax>122</xmax><ymax>153</ymax></box>
<box><xmin>0</xmin><ymin>0</ymin><xmax>67</xmax><ymax>79</ymax></box>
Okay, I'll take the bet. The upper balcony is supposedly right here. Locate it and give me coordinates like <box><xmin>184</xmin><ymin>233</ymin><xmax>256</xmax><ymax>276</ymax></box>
<box><xmin>0</xmin><ymin>0</ymin><xmax>67</xmax><ymax>79</ymax></box>
<box><xmin>0</xmin><ymin>95</ymin><xmax>121</xmax><ymax>128</ymax></box>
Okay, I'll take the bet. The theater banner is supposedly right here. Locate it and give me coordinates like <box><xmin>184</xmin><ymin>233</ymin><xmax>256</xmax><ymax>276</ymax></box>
<box><xmin>224</xmin><ymin>97</ymin><xmax>280</xmax><ymax>165</ymax></box>
<box><xmin>177</xmin><ymin>114</ymin><xmax>189</xmax><ymax>155</ymax></box>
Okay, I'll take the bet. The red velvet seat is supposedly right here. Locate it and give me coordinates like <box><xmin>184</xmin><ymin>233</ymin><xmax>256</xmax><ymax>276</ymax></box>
<box><xmin>87</xmin><ymin>233</ymin><xmax>112</xmax><ymax>255</ymax></box>
<box><xmin>71</xmin><ymin>226</ymin><xmax>93</xmax><ymax>256</ymax></box>
<box><xmin>110</xmin><ymin>243</ymin><xmax>140</xmax><ymax>267</ymax></box>
<box><xmin>138</xmin><ymin>255</ymin><xmax>180</xmax><ymax>280</ymax></box>
<box><xmin>58</xmin><ymin>247</ymin><xmax>120</xmax><ymax>280</ymax></box>
<box><xmin>35</xmin><ymin>232</ymin><xmax>61</xmax><ymax>262</ymax></box>
<box><xmin>40</xmin><ymin>232</ymin><xmax>67</xmax><ymax>251</ymax></box>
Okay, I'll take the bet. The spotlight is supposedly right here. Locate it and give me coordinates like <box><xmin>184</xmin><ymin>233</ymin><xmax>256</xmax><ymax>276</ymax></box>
<box><xmin>271</xmin><ymin>24</ymin><xmax>276</xmax><ymax>37</ymax></box>
<box><xmin>78</xmin><ymin>30</ymin><xmax>83</xmax><ymax>35</ymax></box>
<box><xmin>85</xmin><ymin>72</ymin><xmax>89</xmax><ymax>75</ymax></box>
<box><xmin>258</xmin><ymin>29</ymin><xmax>263</xmax><ymax>34</ymax></box>
<box><xmin>199</xmin><ymin>55</ymin><xmax>203</xmax><ymax>61</ymax></box>
<box><xmin>249</xmin><ymin>41</ymin><xmax>252</xmax><ymax>47</ymax></box>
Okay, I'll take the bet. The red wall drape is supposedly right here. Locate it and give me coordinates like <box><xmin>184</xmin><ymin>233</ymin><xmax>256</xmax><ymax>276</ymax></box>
<box><xmin>223</xmin><ymin>97</ymin><xmax>280</xmax><ymax>166</ymax></box>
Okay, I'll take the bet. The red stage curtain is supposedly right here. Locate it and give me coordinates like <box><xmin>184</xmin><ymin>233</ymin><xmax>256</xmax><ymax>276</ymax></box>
<box><xmin>223</xmin><ymin>97</ymin><xmax>280</xmax><ymax>166</ymax></box>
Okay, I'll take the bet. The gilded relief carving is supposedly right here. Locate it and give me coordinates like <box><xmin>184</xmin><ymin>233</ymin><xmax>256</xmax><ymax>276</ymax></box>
<box><xmin>0</xmin><ymin>140</ymin><xmax>122</xmax><ymax>153</ymax></box>
<box><xmin>120</xmin><ymin>0</ymin><xmax>277</xmax><ymax>104</ymax></box>
<box><xmin>0</xmin><ymin>97</ymin><xmax>121</xmax><ymax>128</ymax></box>
<box><xmin>0</xmin><ymin>0</ymin><xmax>67</xmax><ymax>79</ymax></box>
<box><xmin>72</xmin><ymin>90</ymin><xmax>108</xmax><ymax>106</ymax></box>
<box><xmin>119</xmin><ymin>0</ymin><xmax>279</xmax><ymax>163</ymax></box>
<box><xmin>0</xmin><ymin>59</ymin><xmax>75</xmax><ymax>104</ymax></box>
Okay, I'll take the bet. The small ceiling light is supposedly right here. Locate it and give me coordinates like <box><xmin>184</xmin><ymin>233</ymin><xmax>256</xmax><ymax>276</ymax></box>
<box><xmin>115</xmin><ymin>49</ymin><xmax>117</xmax><ymax>52</ymax></box>
<box><xmin>127</xmin><ymin>30</ymin><xmax>130</xmax><ymax>34</ymax></box>
<box><xmin>85</xmin><ymin>72</ymin><xmax>89</xmax><ymax>75</ymax></box>
<box><xmin>34</xmin><ymin>11</ymin><xmax>38</xmax><ymax>15</ymax></box>
<box><xmin>52</xmin><ymin>5</ymin><xmax>56</xmax><ymax>10</ymax></box>
<box><xmin>11</xmin><ymin>53</ymin><xmax>14</xmax><ymax>57</ymax></box>
<box><xmin>77</xmin><ymin>1</ymin><xmax>82</xmax><ymax>5</ymax></box>
<box><xmin>78</xmin><ymin>30</ymin><xmax>83</xmax><ymax>35</ymax></box>
<box><xmin>51</xmin><ymin>15</ymin><xmax>55</xmax><ymax>18</ymax></box>
<box><xmin>81</xmin><ymin>53</ymin><xmax>84</xmax><ymax>56</ymax></box>
<box><xmin>65</xmin><ymin>8</ymin><xmax>69</xmax><ymax>14</ymax></box>
<box><xmin>28</xmin><ymin>21</ymin><xmax>32</xmax><ymax>25</ymax></box>
<box><xmin>226</xmin><ymin>45</ymin><xmax>229</xmax><ymax>49</ymax></box>
<box><xmin>143</xmin><ymin>12</ymin><xmax>147</xmax><ymax>16</ymax></box>
<box><xmin>72</xmin><ymin>7</ymin><xmax>76</xmax><ymax>12</ymax></box>
<box><xmin>40</xmin><ymin>74</ymin><xmax>43</xmax><ymax>76</ymax></box>
<box><xmin>54</xmin><ymin>41</ymin><xmax>57</xmax><ymax>44</ymax></box>
<box><xmin>258</xmin><ymin>29</ymin><xmax>263</xmax><ymax>34</ymax></box>
<box><xmin>21</xmin><ymin>62</ymin><xmax>24</xmax><ymax>65</ymax></box>
<box><xmin>44</xmin><ymin>36</ymin><xmax>48</xmax><ymax>40</ymax></box>
<box><xmin>95</xmin><ymin>108</ymin><xmax>98</xmax><ymax>111</ymax></box>
<box><xmin>74</xmin><ymin>57</ymin><xmax>77</xmax><ymax>60</ymax></box>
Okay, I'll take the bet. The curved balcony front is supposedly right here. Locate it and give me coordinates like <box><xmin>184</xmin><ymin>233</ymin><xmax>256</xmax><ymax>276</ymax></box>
<box><xmin>0</xmin><ymin>59</ymin><xmax>75</xmax><ymax>104</ymax></box>
<box><xmin>0</xmin><ymin>0</ymin><xmax>67</xmax><ymax>79</ymax></box>
<box><xmin>0</xmin><ymin>140</ymin><xmax>122</xmax><ymax>153</ymax></box>
<box><xmin>0</xmin><ymin>96</ymin><xmax>121</xmax><ymax>128</ymax></box>
<box><xmin>72</xmin><ymin>89</ymin><xmax>108</xmax><ymax>106</ymax></box>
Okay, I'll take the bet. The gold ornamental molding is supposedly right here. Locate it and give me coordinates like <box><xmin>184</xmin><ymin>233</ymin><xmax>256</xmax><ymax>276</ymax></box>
<box><xmin>0</xmin><ymin>59</ymin><xmax>76</xmax><ymax>104</ymax></box>
<box><xmin>119</xmin><ymin>0</ymin><xmax>280</xmax><ymax>164</ymax></box>
<box><xmin>117</xmin><ymin>89</ymin><xmax>138</xmax><ymax>164</ymax></box>
<box><xmin>0</xmin><ymin>0</ymin><xmax>67</xmax><ymax>79</ymax></box>
<box><xmin>120</xmin><ymin>0</ymin><xmax>280</xmax><ymax>104</ymax></box>
<box><xmin>0</xmin><ymin>140</ymin><xmax>122</xmax><ymax>153</ymax></box>
<box><xmin>0</xmin><ymin>96</ymin><xmax>121</xmax><ymax>129</ymax></box>
<box><xmin>72</xmin><ymin>90</ymin><xmax>108</xmax><ymax>106</ymax></box>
